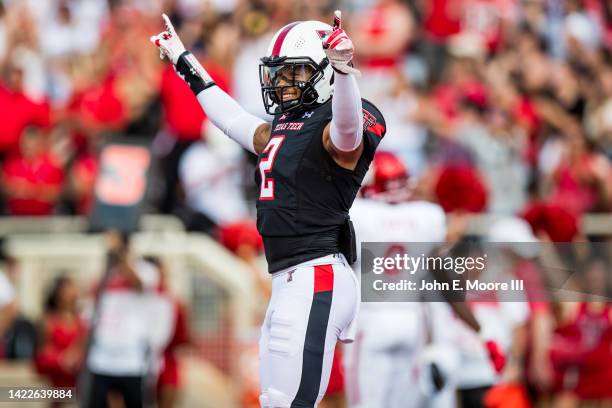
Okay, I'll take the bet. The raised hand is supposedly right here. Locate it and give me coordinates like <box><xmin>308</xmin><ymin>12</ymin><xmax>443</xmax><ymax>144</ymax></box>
<box><xmin>322</xmin><ymin>10</ymin><xmax>360</xmax><ymax>76</ymax></box>
<box><xmin>149</xmin><ymin>13</ymin><xmax>186</xmax><ymax>65</ymax></box>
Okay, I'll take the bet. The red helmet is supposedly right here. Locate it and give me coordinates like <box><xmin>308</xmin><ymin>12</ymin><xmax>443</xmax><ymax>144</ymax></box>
<box><xmin>361</xmin><ymin>151</ymin><xmax>410</xmax><ymax>200</ymax></box>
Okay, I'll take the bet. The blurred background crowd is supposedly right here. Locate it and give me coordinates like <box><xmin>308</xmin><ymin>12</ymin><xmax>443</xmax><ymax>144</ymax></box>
<box><xmin>0</xmin><ymin>0</ymin><xmax>610</xmax><ymax>407</ymax></box>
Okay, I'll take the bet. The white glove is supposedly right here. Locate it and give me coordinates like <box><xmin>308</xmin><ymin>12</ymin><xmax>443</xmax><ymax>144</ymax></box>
<box><xmin>150</xmin><ymin>14</ymin><xmax>214</xmax><ymax>95</ymax></box>
<box><xmin>149</xmin><ymin>13</ymin><xmax>186</xmax><ymax>65</ymax></box>
<box><xmin>322</xmin><ymin>11</ymin><xmax>361</xmax><ymax>76</ymax></box>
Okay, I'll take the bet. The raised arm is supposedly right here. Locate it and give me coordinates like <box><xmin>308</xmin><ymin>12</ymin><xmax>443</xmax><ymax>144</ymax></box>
<box><xmin>321</xmin><ymin>11</ymin><xmax>364</xmax><ymax>166</ymax></box>
<box><xmin>151</xmin><ymin>14</ymin><xmax>270</xmax><ymax>154</ymax></box>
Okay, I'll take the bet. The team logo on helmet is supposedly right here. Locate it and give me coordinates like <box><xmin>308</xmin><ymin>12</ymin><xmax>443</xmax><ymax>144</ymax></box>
<box><xmin>316</xmin><ymin>30</ymin><xmax>329</xmax><ymax>39</ymax></box>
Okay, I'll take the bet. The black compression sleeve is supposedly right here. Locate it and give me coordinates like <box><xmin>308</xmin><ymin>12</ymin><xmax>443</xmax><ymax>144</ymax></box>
<box><xmin>175</xmin><ymin>51</ymin><xmax>216</xmax><ymax>95</ymax></box>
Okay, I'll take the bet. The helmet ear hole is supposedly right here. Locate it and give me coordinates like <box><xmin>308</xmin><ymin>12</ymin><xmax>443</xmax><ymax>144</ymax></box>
<box><xmin>303</xmin><ymin>86</ymin><xmax>319</xmax><ymax>104</ymax></box>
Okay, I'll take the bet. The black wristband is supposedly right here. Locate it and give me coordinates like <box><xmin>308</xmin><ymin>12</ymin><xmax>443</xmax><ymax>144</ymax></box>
<box><xmin>175</xmin><ymin>51</ymin><xmax>216</xmax><ymax>95</ymax></box>
<box><xmin>332</xmin><ymin>66</ymin><xmax>348</xmax><ymax>75</ymax></box>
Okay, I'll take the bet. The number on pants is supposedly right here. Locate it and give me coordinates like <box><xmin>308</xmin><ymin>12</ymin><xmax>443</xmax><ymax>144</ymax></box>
<box><xmin>259</xmin><ymin>135</ymin><xmax>285</xmax><ymax>200</ymax></box>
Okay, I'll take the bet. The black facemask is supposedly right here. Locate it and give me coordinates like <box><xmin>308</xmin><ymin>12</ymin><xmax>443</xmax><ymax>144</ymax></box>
<box><xmin>259</xmin><ymin>56</ymin><xmax>329</xmax><ymax>115</ymax></box>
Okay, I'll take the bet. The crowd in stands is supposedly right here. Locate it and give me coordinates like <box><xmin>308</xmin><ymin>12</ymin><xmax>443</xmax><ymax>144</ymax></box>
<box><xmin>0</xmin><ymin>0</ymin><xmax>610</xmax><ymax>246</ymax></box>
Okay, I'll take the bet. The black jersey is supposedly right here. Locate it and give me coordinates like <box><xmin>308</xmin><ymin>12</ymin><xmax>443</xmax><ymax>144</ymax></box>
<box><xmin>255</xmin><ymin>98</ymin><xmax>386</xmax><ymax>272</ymax></box>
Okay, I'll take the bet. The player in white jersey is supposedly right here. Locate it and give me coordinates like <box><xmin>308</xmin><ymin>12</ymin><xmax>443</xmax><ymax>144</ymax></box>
<box><xmin>343</xmin><ymin>151</ymin><xmax>466</xmax><ymax>408</ymax></box>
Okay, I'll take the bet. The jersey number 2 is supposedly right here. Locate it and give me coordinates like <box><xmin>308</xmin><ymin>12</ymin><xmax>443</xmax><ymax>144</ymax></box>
<box><xmin>259</xmin><ymin>135</ymin><xmax>285</xmax><ymax>200</ymax></box>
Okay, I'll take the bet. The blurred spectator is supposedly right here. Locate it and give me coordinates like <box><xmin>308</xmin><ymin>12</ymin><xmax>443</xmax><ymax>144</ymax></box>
<box><xmin>549</xmin><ymin>287</ymin><xmax>611</xmax><ymax>406</ymax></box>
<box><xmin>522</xmin><ymin>201</ymin><xmax>579</xmax><ymax>242</ymax></box>
<box><xmin>1</xmin><ymin>125</ymin><xmax>64</xmax><ymax>216</ymax></box>
<box><xmin>352</xmin><ymin>0</ymin><xmax>415</xmax><ymax>99</ymax></box>
<box><xmin>421</xmin><ymin>0</ymin><xmax>462</xmax><ymax>81</ymax></box>
<box><xmin>0</xmin><ymin>57</ymin><xmax>50</xmax><ymax>155</ymax></box>
<box><xmin>86</xmin><ymin>232</ymin><xmax>173</xmax><ymax>408</ymax></box>
<box><xmin>547</xmin><ymin>135</ymin><xmax>612</xmax><ymax>214</ymax></box>
<box><xmin>157</xmin><ymin>300</ymin><xmax>189</xmax><ymax>408</ymax></box>
<box><xmin>434</xmin><ymin>165</ymin><xmax>488</xmax><ymax>213</ymax></box>
<box><xmin>178</xmin><ymin>131</ymin><xmax>250</xmax><ymax>233</ymax></box>
<box><xmin>144</xmin><ymin>256</ymin><xmax>191</xmax><ymax>408</ymax></box>
<box><xmin>34</xmin><ymin>0</ymin><xmax>107</xmax><ymax>59</ymax></box>
<box><xmin>35</xmin><ymin>275</ymin><xmax>86</xmax><ymax>393</ymax></box>
<box><xmin>69</xmin><ymin>152</ymin><xmax>99</xmax><ymax>215</ymax></box>
<box><xmin>0</xmin><ymin>255</ymin><xmax>37</xmax><ymax>361</ymax></box>
<box><xmin>453</xmin><ymin>219</ymin><xmax>534</xmax><ymax>408</ymax></box>
<box><xmin>352</xmin><ymin>0</ymin><xmax>414</xmax><ymax>69</ymax></box>
<box><xmin>375</xmin><ymin>72</ymin><xmax>429</xmax><ymax>177</ymax></box>
<box><xmin>455</xmin><ymin>96</ymin><xmax>529</xmax><ymax>213</ymax></box>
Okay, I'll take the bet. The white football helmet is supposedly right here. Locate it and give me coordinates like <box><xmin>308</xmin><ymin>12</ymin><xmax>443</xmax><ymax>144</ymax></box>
<box><xmin>259</xmin><ymin>21</ymin><xmax>334</xmax><ymax>115</ymax></box>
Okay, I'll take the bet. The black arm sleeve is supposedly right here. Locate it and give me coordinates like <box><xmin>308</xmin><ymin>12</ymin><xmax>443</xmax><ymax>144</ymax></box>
<box><xmin>174</xmin><ymin>51</ymin><xmax>216</xmax><ymax>95</ymax></box>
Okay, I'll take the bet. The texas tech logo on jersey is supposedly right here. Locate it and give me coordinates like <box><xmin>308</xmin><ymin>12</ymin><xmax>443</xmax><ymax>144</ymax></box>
<box><xmin>274</xmin><ymin>122</ymin><xmax>304</xmax><ymax>132</ymax></box>
<box><xmin>362</xmin><ymin>108</ymin><xmax>385</xmax><ymax>137</ymax></box>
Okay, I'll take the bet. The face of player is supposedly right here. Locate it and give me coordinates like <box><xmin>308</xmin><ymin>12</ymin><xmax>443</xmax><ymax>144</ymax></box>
<box><xmin>267</xmin><ymin>64</ymin><xmax>315</xmax><ymax>103</ymax></box>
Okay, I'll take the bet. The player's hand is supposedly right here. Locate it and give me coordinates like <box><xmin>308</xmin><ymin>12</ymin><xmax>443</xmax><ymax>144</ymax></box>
<box><xmin>485</xmin><ymin>339</ymin><xmax>507</xmax><ymax>374</ymax></box>
<box><xmin>150</xmin><ymin>14</ymin><xmax>186</xmax><ymax>65</ymax></box>
<box><xmin>322</xmin><ymin>10</ymin><xmax>361</xmax><ymax>76</ymax></box>
<box><xmin>430</xmin><ymin>362</ymin><xmax>446</xmax><ymax>392</ymax></box>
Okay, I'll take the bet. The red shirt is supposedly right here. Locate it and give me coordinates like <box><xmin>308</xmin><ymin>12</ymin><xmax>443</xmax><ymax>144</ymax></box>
<box><xmin>424</xmin><ymin>0</ymin><xmax>462</xmax><ymax>42</ymax></box>
<box><xmin>0</xmin><ymin>84</ymin><xmax>50</xmax><ymax>154</ymax></box>
<box><xmin>160</xmin><ymin>62</ymin><xmax>231</xmax><ymax>141</ymax></box>
<box><xmin>158</xmin><ymin>301</ymin><xmax>190</xmax><ymax>389</ymax></box>
<box><xmin>66</xmin><ymin>74</ymin><xmax>126</xmax><ymax>156</ymax></box>
<box><xmin>35</xmin><ymin>314</ymin><xmax>86</xmax><ymax>388</ymax></box>
<box><xmin>72</xmin><ymin>154</ymin><xmax>99</xmax><ymax>215</ymax></box>
<box><xmin>550</xmin><ymin>303</ymin><xmax>612</xmax><ymax>398</ymax></box>
<box><xmin>433</xmin><ymin>81</ymin><xmax>488</xmax><ymax>121</ymax></box>
<box><xmin>551</xmin><ymin>155</ymin><xmax>601</xmax><ymax>215</ymax></box>
<box><xmin>2</xmin><ymin>153</ymin><xmax>64</xmax><ymax>215</ymax></box>
<box><xmin>358</xmin><ymin>4</ymin><xmax>406</xmax><ymax>68</ymax></box>
<box><xmin>68</xmin><ymin>74</ymin><xmax>126</xmax><ymax>131</ymax></box>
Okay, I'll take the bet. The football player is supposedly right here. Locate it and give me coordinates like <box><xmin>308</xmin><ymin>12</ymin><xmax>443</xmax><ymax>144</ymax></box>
<box><xmin>151</xmin><ymin>11</ymin><xmax>386</xmax><ymax>408</ymax></box>
<box><xmin>344</xmin><ymin>152</ymin><xmax>502</xmax><ymax>408</ymax></box>
<box><xmin>344</xmin><ymin>151</ymin><xmax>457</xmax><ymax>408</ymax></box>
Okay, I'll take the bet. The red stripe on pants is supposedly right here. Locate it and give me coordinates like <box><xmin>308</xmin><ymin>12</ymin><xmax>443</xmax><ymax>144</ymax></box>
<box><xmin>314</xmin><ymin>264</ymin><xmax>334</xmax><ymax>293</ymax></box>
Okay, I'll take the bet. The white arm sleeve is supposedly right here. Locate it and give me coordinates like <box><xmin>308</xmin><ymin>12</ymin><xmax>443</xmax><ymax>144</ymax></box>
<box><xmin>196</xmin><ymin>86</ymin><xmax>266</xmax><ymax>155</ymax></box>
<box><xmin>330</xmin><ymin>73</ymin><xmax>363</xmax><ymax>152</ymax></box>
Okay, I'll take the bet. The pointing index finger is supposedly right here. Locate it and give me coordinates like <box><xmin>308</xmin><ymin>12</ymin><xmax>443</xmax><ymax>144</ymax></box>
<box><xmin>162</xmin><ymin>13</ymin><xmax>176</xmax><ymax>35</ymax></box>
<box><xmin>333</xmin><ymin>10</ymin><xmax>341</xmax><ymax>30</ymax></box>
